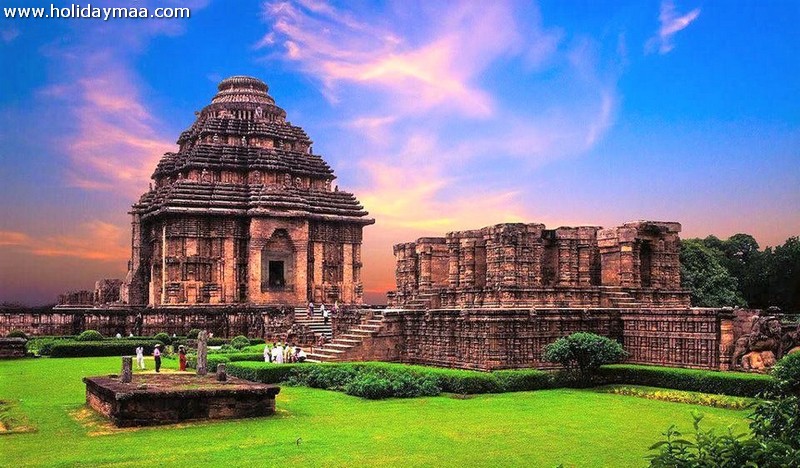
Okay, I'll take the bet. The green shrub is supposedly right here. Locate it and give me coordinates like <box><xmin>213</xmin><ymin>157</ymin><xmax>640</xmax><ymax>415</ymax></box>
<box><xmin>76</xmin><ymin>330</ymin><xmax>103</xmax><ymax>342</ymax></box>
<box><xmin>242</xmin><ymin>344</ymin><xmax>267</xmax><ymax>353</ymax></box>
<box><xmin>207</xmin><ymin>337</ymin><xmax>228</xmax><ymax>346</ymax></box>
<box><xmin>49</xmin><ymin>340</ymin><xmax>160</xmax><ymax>358</ymax></box>
<box><xmin>344</xmin><ymin>373</ymin><xmax>395</xmax><ymax>399</ymax></box>
<box><xmin>249</xmin><ymin>338</ymin><xmax>266</xmax><ymax>345</ymax></box>
<box><xmin>26</xmin><ymin>336</ymin><xmax>75</xmax><ymax>355</ymax></box>
<box><xmin>493</xmin><ymin>369</ymin><xmax>554</xmax><ymax>392</ymax></box>
<box><xmin>291</xmin><ymin>364</ymin><xmax>360</xmax><ymax>389</ymax></box>
<box><xmin>648</xmin><ymin>396</ymin><xmax>800</xmax><ymax>466</ymax></box>
<box><xmin>153</xmin><ymin>332</ymin><xmax>171</xmax><ymax>345</ymax></box>
<box><xmin>543</xmin><ymin>333</ymin><xmax>626</xmax><ymax>381</ymax></box>
<box><xmin>187</xmin><ymin>329</ymin><xmax>201</xmax><ymax>339</ymax></box>
<box><xmin>771</xmin><ymin>352</ymin><xmax>800</xmax><ymax>395</ymax></box>
<box><xmin>227</xmin><ymin>362</ymin><xmax>300</xmax><ymax>383</ymax></box>
<box><xmin>230</xmin><ymin>335</ymin><xmax>250</xmax><ymax>350</ymax></box>
<box><xmin>6</xmin><ymin>329</ymin><xmax>28</xmax><ymax>340</ymax></box>
<box><xmin>599</xmin><ymin>364</ymin><xmax>777</xmax><ymax>398</ymax></box>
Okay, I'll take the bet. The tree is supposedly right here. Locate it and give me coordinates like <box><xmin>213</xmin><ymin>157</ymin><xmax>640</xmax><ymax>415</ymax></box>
<box><xmin>768</xmin><ymin>237</ymin><xmax>800</xmax><ymax>314</ymax></box>
<box><xmin>680</xmin><ymin>239</ymin><xmax>746</xmax><ymax>308</ymax></box>
<box><xmin>542</xmin><ymin>332</ymin><xmax>627</xmax><ymax>382</ymax></box>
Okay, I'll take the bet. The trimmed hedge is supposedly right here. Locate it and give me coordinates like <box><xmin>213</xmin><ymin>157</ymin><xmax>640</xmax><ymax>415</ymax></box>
<box><xmin>187</xmin><ymin>352</ymin><xmax>265</xmax><ymax>372</ymax></box>
<box><xmin>49</xmin><ymin>340</ymin><xmax>161</xmax><ymax>358</ymax></box>
<box><xmin>76</xmin><ymin>330</ymin><xmax>103</xmax><ymax>342</ymax></box>
<box><xmin>227</xmin><ymin>362</ymin><xmax>301</xmax><ymax>384</ymax></box>
<box><xmin>597</xmin><ymin>364</ymin><xmax>777</xmax><ymax>397</ymax></box>
<box><xmin>6</xmin><ymin>329</ymin><xmax>28</xmax><ymax>340</ymax></box>
<box><xmin>228</xmin><ymin>361</ymin><xmax>556</xmax><ymax>398</ymax></box>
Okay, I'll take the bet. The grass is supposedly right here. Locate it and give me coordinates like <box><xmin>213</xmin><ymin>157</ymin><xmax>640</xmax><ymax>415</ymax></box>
<box><xmin>0</xmin><ymin>357</ymin><xmax>749</xmax><ymax>467</ymax></box>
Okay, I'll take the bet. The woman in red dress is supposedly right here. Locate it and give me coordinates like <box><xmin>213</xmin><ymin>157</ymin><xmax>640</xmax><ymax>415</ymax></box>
<box><xmin>178</xmin><ymin>345</ymin><xmax>187</xmax><ymax>371</ymax></box>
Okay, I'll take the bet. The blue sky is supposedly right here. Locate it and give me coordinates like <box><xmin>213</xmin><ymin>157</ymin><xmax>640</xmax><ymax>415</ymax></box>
<box><xmin>0</xmin><ymin>0</ymin><xmax>798</xmax><ymax>305</ymax></box>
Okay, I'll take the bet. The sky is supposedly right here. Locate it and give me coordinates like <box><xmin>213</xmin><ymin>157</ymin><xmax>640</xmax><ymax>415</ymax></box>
<box><xmin>0</xmin><ymin>0</ymin><xmax>798</xmax><ymax>306</ymax></box>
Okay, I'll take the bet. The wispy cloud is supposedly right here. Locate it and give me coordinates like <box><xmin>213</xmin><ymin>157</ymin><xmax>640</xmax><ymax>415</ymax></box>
<box><xmin>60</xmin><ymin>56</ymin><xmax>172</xmax><ymax>195</ymax></box>
<box><xmin>0</xmin><ymin>221</ymin><xmax>128</xmax><ymax>261</ymax></box>
<box><xmin>647</xmin><ymin>0</ymin><xmax>701</xmax><ymax>54</ymax></box>
<box><xmin>260</xmin><ymin>0</ymin><xmax>533</xmax><ymax>118</ymax></box>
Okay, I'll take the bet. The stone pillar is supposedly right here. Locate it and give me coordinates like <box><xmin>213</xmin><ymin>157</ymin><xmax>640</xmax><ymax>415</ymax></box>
<box><xmin>313</xmin><ymin>241</ymin><xmax>324</xmax><ymax>302</ymax></box>
<box><xmin>217</xmin><ymin>363</ymin><xmax>227</xmax><ymax>381</ymax></box>
<box><xmin>343</xmin><ymin>243</ymin><xmax>354</xmax><ymax>303</ymax></box>
<box><xmin>223</xmin><ymin>237</ymin><xmax>237</xmax><ymax>303</ymax></box>
<box><xmin>419</xmin><ymin>249</ymin><xmax>432</xmax><ymax>290</ymax></box>
<box><xmin>447</xmin><ymin>240</ymin><xmax>460</xmax><ymax>288</ymax></box>
<box><xmin>121</xmin><ymin>356</ymin><xmax>133</xmax><ymax>383</ymax></box>
<box><xmin>197</xmin><ymin>330</ymin><xmax>208</xmax><ymax>376</ymax></box>
<box><xmin>718</xmin><ymin>310</ymin><xmax>735</xmax><ymax>370</ymax></box>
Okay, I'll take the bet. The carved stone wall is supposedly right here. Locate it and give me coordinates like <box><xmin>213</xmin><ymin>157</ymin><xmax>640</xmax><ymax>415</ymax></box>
<box><xmin>0</xmin><ymin>307</ymin><xmax>295</xmax><ymax>338</ymax></box>
<box><xmin>358</xmin><ymin>307</ymin><xmax>730</xmax><ymax>371</ymax></box>
<box><xmin>390</xmin><ymin>221</ymin><xmax>689</xmax><ymax>309</ymax></box>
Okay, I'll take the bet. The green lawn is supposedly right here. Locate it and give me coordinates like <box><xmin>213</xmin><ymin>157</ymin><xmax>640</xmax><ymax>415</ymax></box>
<box><xmin>0</xmin><ymin>357</ymin><xmax>748</xmax><ymax>467</ymax></box>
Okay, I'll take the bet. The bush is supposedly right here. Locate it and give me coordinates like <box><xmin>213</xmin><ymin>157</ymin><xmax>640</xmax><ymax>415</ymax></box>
<box><xmin>230</xmin><ymin>335</ymin><xmax>250</xmax><ymax>350</ymax></box>
<box><xmin>648</xmin><ymin>396</ymin><xmax>800</xmax><ymax>466</ymax></box>
<box><xmin>771</xmin><ymin>352</ymin><xmax>800</xmax><ymax>395</ymax></box>
<box><xmin>344</xmin><ymin>373</ymin><xmax>395</xmax><ymax>399</ymax></box>
<box><xmin>153</xmin><ymin>332</ymin><xmax>171</xmax><ymax>345</ymax></box>
<box><xmin>240</xmin><ymin>361</ymin><xmax>557</xmax><ymax>398</ymax></box>
<box><xmin>207</xmin><ymin>337</ymin><xmax>228</xmax><ymax>346</ymax></box>
<box><xmin>543</xmin><ymin>333</ymin><xmax>626</xmax><ymax>381</ymax></box>
<box><xmin>227</xmin><ymin>362</ymin><xmax>301</xmax><ymax>383</ymax></box>
<box><xmin>6</xmin><ymin>329</ymin><xmax>28</xmax><ymax>340</ymax></box>
<box><xmin>598</xmin><ymin>364</ymin><xmax>777</xmax><ymax>398</ymax></box>
<box><xmin>49</xmin><ymin>340</ymin><xmax>160</xmax><ymax>358</ymax></box>
<box><xmin>76</xmin><ymin>330</ymin><xmax>104</xmax><ymax>342</ymax></box>
<box><xmin>249</xmin><ymin>338</ymin><xmax>266</xmax><ymax>345</ymax></box>
<box><xmin>493</xmin><ymin>369</ymin><xmax>555</xmax><ymax>392</ymax></box>
<box><xmin>187</xmin><ymin>329</ymin><xmax>201</xmax><ymax>339</ymax></box>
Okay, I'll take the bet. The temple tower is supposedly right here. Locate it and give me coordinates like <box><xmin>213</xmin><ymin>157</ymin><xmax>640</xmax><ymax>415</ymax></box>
<box><xmin>122</xmin><ymin>76</ymin><xmax>374</xmax><ymax>306</ymax></box>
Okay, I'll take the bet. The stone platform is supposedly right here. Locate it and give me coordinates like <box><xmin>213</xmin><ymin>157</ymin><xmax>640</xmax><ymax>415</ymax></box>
<box><xmin>83</xmin><ymin>373</ymin><xmax>280</xmax><ymax>427</ymax></box>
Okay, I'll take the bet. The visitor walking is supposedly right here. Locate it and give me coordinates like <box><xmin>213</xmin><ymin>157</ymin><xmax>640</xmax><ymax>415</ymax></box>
<box><xmin>178</xmin><ymin>345</ymin><xmax>187</xmax><ymax>371</ymax></box>
<box><xmin>153</xmin><ymin>344</ymin><xmax>162</xmax><ymax>373</ymax></box>
<box><xmin>264</xmin><ymin>343</ymin><xmax>272</xmax><ymax>362</ymax></box>
<box><xmin>307</xmin><ymin>301</ymin><xmax>315</xmax><ymax>318</ymax></box>
<box><xmin>321</xmin><ymin>304</ymin><xmax>329</xmax><ymax>324</ymax></box>
<box><xmin>135</xmin><ymin>346</ymin><xmax>145</xmax><ymax>370</ymax></box>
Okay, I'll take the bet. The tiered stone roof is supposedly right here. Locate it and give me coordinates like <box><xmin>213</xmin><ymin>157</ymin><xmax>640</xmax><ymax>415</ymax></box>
<box><xmin>132</xmin><ymin>76</ymin><xmax>373</xmax><ymax>225</ymax></box>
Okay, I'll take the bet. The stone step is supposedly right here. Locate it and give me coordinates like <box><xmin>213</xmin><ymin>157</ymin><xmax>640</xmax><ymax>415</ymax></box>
<box><xmin>325</xmin><ymin>343</ymin><xmax>356</xmax><ymax>351</ymax></box>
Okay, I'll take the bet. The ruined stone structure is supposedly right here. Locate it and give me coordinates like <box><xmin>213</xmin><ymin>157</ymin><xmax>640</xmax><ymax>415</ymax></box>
<box><xmin>389</xmin><ymin>221</ymin><xmax>687</xmax><ymax>309</ymax></box>
<box><xmin>310</xmin><ymin>221</ymin><xmax>745</xmax><ymax>370</ymax></box>
<box><xmin>122</xmin><ymin>76</ymin><xmax>373</xmax><ymax>307</ymax></box>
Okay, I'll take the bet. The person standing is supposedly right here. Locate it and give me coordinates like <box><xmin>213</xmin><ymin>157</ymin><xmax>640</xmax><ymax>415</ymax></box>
<box><xmin>272</xmin><ymin>342</ymin><xmax>284</xmax><ymax>364</ymax></box>
<box><xmin>322</xmin><ymin>304</ymin><xmax>330</xmax><ymax>325</ymax></box>
<box><xmin>264</xmin><ymin>343</ymin><xmax>272</xmax><ymax>363</ymax></box>
<box><xmin>135</xmin><ymin>346</ymin><xmax>145</xmax><ymax>370</ymax></box>
<box><xmin>153</xmin><ymin>344</ymin><xmax>162</xmax><ymax>373</ymax></box>
<box><xmin>307</xmin><ymin>301</ymin><xmax>315</xmax><ymax>319</ymax></box>
<box><xmin>178</xmin><ymin>345</ymin><xmax>187</xmax><ymax>371</ymax></box>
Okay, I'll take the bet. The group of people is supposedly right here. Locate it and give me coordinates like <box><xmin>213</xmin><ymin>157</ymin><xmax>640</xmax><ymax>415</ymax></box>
<box><xmin>307</xmin><ymin>300</ymin><xmax>337</xmax><ymax>324</ymax></box>
<box><xmin>134</xmin><ymin>344</ymin><xmax>187</xmax><ymax>373</ymax></box>
<box><xmin>263</xmin><ymin>342</ymin><xmax>307</xmax><ymax>363</ymax></box>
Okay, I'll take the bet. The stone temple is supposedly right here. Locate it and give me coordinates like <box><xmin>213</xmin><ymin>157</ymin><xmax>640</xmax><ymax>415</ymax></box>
<box><xmin>3</xmin><ymin>75</ymin><xmax>796</xmax><ymax>374</ymax></box>
<box><xmin>121</xmin><ymin>76</ymin><xmax>374</xmax><ymax>307</ymax></box>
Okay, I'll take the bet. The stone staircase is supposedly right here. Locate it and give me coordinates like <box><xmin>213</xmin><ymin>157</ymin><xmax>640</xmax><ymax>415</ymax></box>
<box><xmin>601</xmin><ymin>287</ymin><xmax>640</xmax><ymax>309</ymax></box>
<box><xmin>293</xmin><ymin>308</ymin><xmax>332</xmax><ymax>339</ymax></box>
<box><xmin>403</xmin><ymin>292</ymin><xmax>438</xmax><ymax>310</ymax></box>
<box><xmin>306</xmin><ymin>312</ymin><xmax>384</xmax><ymax>363</ymax></box>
